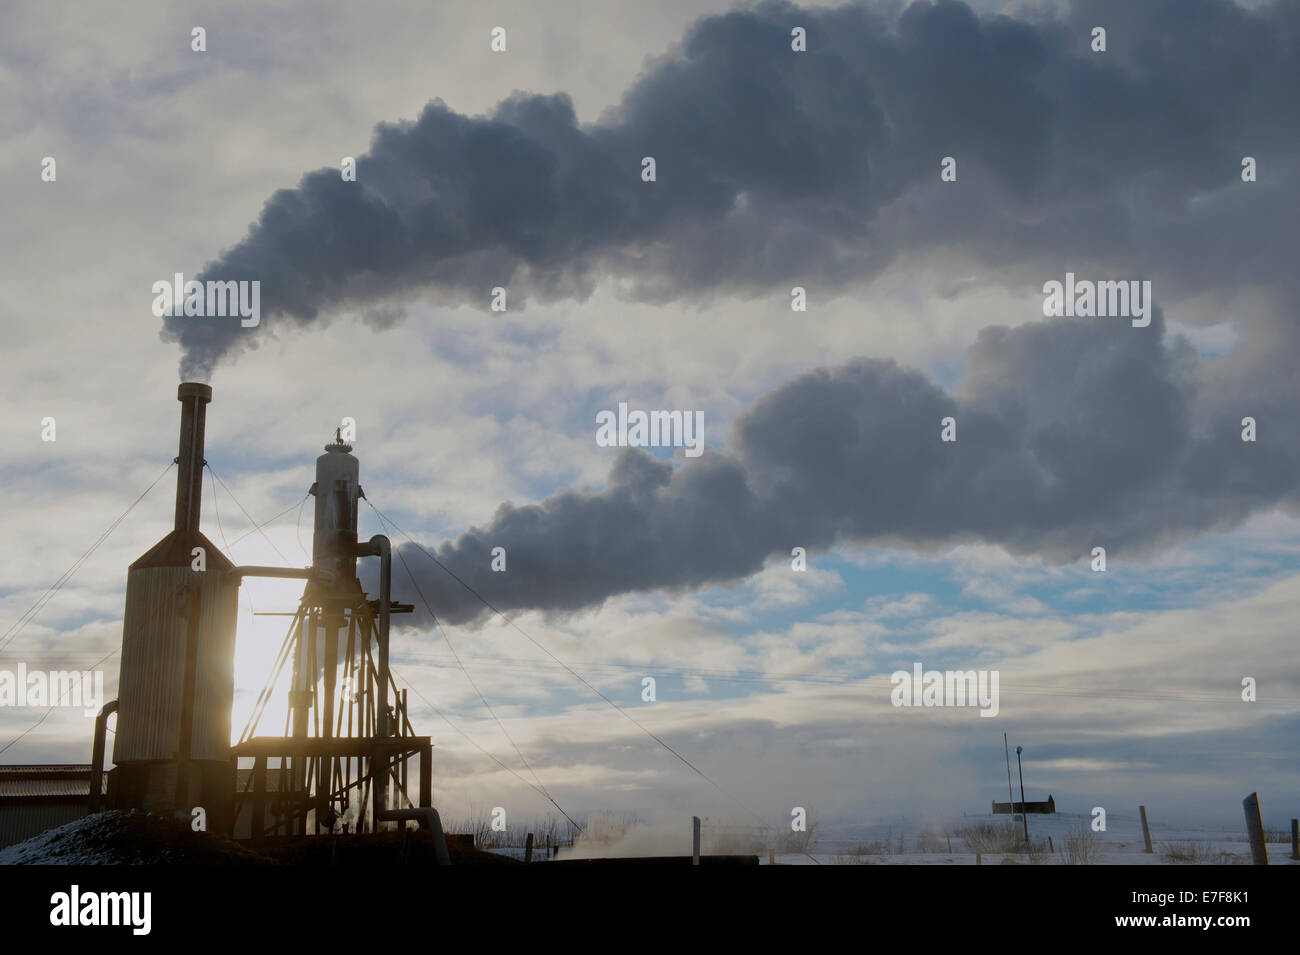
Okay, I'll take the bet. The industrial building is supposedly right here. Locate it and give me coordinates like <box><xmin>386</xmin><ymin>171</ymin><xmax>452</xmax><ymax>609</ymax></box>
<box><xmin>7</xmin><ymin>383</ymin><xmax>450</xmax><ymax>861</ymax></box>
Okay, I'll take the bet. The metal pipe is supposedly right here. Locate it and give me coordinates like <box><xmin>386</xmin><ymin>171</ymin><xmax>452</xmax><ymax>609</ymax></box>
<box><xmin>356</xmin><ymin>534</ymin><xmax>392</xmax><ymax>833</ymax></box>
<box><xmin>375</xmin><ymin>806</ymin><xmax>452</xmax><ymax>865</ymax></box>
<box><xmin>230</xmin><ymin>566</ymin><xmax>319</xmax><ymax>580</ymax></box>
<box><xmin>355</xmin><ymin>535</ymin><xmax>391</xmax><ymax>737</ymax></box>
<box><xmin>88</xmin><ymin>699</ymin><xmax>119</xmax><ymax>813</ymax></box>
<box><xmin>174</xmin><ymin>383</ymin><xmax>211</xmax><ymax>534</ymax></box>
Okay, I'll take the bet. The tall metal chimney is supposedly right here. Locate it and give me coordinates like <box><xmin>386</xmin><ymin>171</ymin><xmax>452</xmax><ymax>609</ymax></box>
<box><xmin>174</xmin><ymin>382</ymin><xmax>211</xmax><ymax>534</ymax></box>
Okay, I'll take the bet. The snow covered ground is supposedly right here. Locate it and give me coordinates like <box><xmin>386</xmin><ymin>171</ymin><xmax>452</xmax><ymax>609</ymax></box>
<box><xmin>766</xmin><ymin>812</ymin><xmax>1300</xmax><ymax>865</ymax></box>
<box><xmin>0</xmin><ymin>811</ymin><xmax>268</xmax><ymax>865</ymax></box>
<box><xmin>4</xmin><ymin>809</ymin><xmax>1294</xmax><ymax>866</ymax></box>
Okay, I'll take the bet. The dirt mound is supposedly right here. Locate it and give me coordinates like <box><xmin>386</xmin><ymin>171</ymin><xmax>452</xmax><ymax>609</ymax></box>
<box><xmin>0</xmin><ymin>811</ymin><xmax>273</xmax><ymax>865</ymax></box>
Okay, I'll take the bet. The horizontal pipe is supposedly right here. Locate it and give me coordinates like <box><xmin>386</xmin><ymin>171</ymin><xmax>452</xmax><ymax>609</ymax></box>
<box><xmin>232</xmin><ymin>736</ymin><xmax>430</xmax><ymax>759</ymax></box>
<box><xmin>229</xmin><ymin>566</ymin><xmax>321</xmax><ymax>581</ymax></box>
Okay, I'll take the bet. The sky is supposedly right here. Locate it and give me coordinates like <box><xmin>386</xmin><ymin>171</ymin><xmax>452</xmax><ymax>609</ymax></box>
<box><xmin>1</xmin><ymin>0</ymin><xmax>1298</xmax><ymax>837</ymax></box>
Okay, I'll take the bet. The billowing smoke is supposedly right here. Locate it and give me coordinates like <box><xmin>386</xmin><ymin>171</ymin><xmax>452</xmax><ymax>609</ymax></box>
<box><xmin>163</xmin><ymin>0</ymin><xmax>1300</xmax><ymax>379</ymax></box>
<box><xmin>390</xmin><ymin>307</ymin><xmax>1299</xmax><ymax>625</ymax></box>
<box><xmin>169</xmin><ymin>0</ymin><xmax>1300</xmax><ymax>621</ymax></box>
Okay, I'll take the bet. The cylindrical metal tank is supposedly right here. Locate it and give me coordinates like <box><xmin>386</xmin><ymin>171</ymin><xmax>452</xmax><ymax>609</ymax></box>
<box><xmin>311</xmin><ymin>434</ymin><xmax>361</xmax><ymax>582</ymax></box>
<box><xmin>110</xmin><ymin>383</ymin><xmax>238</xmax><ymax>828</ymax></box>
<box><xmin>113</xmin><ymin>563</ymin><xmax>237</xmax><ymax>762</ymax></box>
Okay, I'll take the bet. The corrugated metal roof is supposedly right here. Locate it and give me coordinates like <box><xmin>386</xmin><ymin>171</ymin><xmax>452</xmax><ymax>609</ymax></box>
<box><xmin>0</xmin><ymin>764</ymin><xmax>103</xmax><ymax>798</ymax></box>
<box><xmin>0</xmin><ymin>802</ymin><xmax>88</xmax><ymax>849</ymax></box>
<box><xmin>114</xmin><ymin>565</ymin><xmax>237</xmax><ymax>763</ymax></box>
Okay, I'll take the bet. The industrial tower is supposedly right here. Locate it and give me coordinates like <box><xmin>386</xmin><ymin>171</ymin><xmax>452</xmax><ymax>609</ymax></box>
<box><xmin>93</xmin><ymin>384</ymin><xmax>449</xmax><ymax>862</ymax></box>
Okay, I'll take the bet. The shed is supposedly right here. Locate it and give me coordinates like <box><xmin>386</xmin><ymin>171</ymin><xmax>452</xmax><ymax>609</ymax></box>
<box><xmin>0</xmin><ymin>764</ymin><xmax>103</xmax><ymax>849</ymax></box>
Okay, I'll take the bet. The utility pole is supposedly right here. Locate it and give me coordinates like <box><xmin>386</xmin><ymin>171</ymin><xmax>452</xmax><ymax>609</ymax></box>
<box><xmin>1015</xmin><ymin>746</ymin><xmax>1029</xmax><ymax>843</ymax></box>
<box><xmin>1003</xmin><ymin>733</ymin><xmax>1016</xmax><ymax>821</ymax></box>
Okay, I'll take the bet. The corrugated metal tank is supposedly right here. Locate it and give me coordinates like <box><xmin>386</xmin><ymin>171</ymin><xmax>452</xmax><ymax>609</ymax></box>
<box><xmin>112</xmin><ymin>550</ymin><xmax>237</xmax><ymax>762</ymax></box>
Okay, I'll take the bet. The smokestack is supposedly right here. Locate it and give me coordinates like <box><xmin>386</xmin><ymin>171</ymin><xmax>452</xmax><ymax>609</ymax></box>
<box><xmin>174</xmin><ymin>382</ymin><xmax>211</xmax><ymax>534</ymax></box>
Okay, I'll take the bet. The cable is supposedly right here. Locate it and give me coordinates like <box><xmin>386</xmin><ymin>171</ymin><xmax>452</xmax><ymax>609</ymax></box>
<box><xmin>364</xmin><ymin>500</ymin><xmax>768</xmax><ymax>830</ymax></box>
<box><xmin>295</xmin><ymin>493</ymin><xmax>311</xmax><ymax>562</ymax></box>
<box><xmin>209</xmin><ymin>466</ymin><xmax>232</xmax><ymax>557</ymax></box>
<box><xmin>372</xmin><ymin>505</ymin><xmax>581</xmax><ymax>832</ymax></box>
<box><xmin>0</xmin><ymin>461</ymin><xmax>173</xmax><ymax>657</ymax></box>
<box><xmin>206</xmin><ymin>464</ymin><xmax>291</xmax><ymax>565</ymax></box>
<box><xmin>0</xmin><ymin>617</ymin><xmax>146</xmax><ymax>757</ymax></box>
<box><xmin>229</xmin><ymin>496</ymin><xmax>309</xmax><ymax>550</ymax></box>
<box><xmin>389</xmin><ymin>662</ymin><xmax>584</xmax><ymax>833</ymax></box>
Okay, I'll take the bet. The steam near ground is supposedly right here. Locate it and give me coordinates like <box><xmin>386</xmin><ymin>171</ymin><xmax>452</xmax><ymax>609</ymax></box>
<box><xmin>458</xmin><ymin>810</ymin><xmax>1300</xmax><ymax>865</ymax></box>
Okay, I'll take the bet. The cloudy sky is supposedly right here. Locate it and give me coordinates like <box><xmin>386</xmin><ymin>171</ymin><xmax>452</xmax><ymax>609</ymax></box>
<box><xmin>2</xmin><ymin>0</ymin><xmax>1298</xmax><ymax>836</ymax></box>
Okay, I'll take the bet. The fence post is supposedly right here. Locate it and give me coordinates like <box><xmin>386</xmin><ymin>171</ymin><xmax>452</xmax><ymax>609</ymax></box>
<box><xmin>1242</xmin><ymin>793</ymin><xmax>1268</xmax><ymax>865</ymax></box>
<box><xmin>1048</xmin><ymin>836</ymin><xmax>1054</xmax><ymax>853</ymax></box>
<box><xmin>1291</xmin><ymin>819</ymin><xmax>1298</xmax><ymax>861</ymax></box>
<box><xmin>692</xmin><ymin>816</ymin><xmax>701</xmax><ymax>865</ymax></box>
<box><xmin>768</xmin><ymin>848</ymin><xmax>775</xmax><ymax>865</ymax></box>
<box><xmin>1139</xmin><ymin>805</ymin><xmax>1153</xmax><ymax>854</ymax></box>
<box><xmin>524</xmin><ymin>832</ymin><xmax>534</xmax><ymax>864</ymax></box>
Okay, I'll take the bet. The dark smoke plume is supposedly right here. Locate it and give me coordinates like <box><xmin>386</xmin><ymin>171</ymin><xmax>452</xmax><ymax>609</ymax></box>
<box><xmin>388</xmin><ymin>308</ymin><xmax>1300</xmax><ymax>625</ymax></box>
<box><xmin>164</xmin><ymin>0</ymin><xmax>1300</xmax><ymax>379</ymax></box>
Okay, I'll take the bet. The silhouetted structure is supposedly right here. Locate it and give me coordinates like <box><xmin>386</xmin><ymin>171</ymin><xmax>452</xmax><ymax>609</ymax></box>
<box><xmin>992</xmin><ymin>795</ymin><xmax>1056</xmax><ymax>815</ymax></box>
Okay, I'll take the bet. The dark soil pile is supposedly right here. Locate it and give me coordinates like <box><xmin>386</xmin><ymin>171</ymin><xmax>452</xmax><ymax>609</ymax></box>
<box><xmin>0</xmin><ymin>811</ymin><xmax>510</xmax><ymax>865</ymax></box>
<box><xmin>0</xmin><ymin>810</ymin><xmax>273</xmax><ymax>865</ymax></box>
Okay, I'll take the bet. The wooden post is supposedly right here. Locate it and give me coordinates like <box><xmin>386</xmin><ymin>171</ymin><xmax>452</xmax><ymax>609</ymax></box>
<box><xmin>524</xmin><ymin>832</ymin><xmax>534</xmax><ymax>864</ymax></box>
<box><xmin>976</xmin><ymin>852</ymin><xmax>982</xmax><ymax>865</ymax></box>
<box><xmin>1291</xmin><ymin>819</ymin><xmax>1298</xmax><ymax>861</ymax></box>
<box><xmin>1139</xmin><ymin>805</ymin><xmax>1153</xmax><ymax>853</ymax></box>
<box><xmin>692</xmin><ymin>816</ymin><xmax>701</xmax><ymax>865</ymax></box>
<box><xmin>947</xmin><ymin>835</ymin><xmax>952</xmax><ymax>853</ymax></box>
<box><xmin>1048</xmin><ymin>835</ymin><xmax>1054</xmax><ymax>853</ymax></box>
<box><xmin>1242</xmin><ymin>792</ymin><xmax>1268</xmax><ymax>865</ymax></box>
<box><xmin>768</xmin><ymin>848</ymin><xmax>775</xmax><ymax>865</ymax></box>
